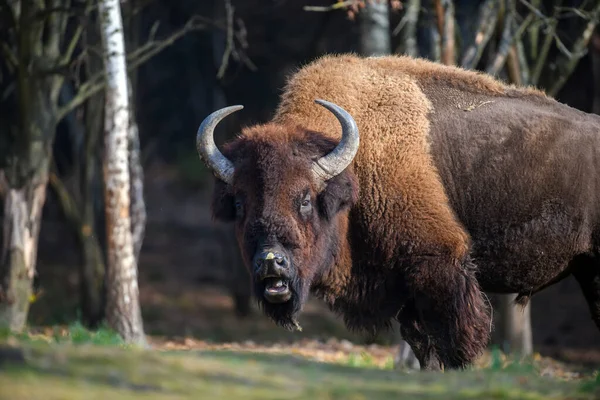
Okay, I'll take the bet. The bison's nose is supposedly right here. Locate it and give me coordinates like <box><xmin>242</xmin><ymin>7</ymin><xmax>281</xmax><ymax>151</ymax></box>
<box><xmin>253</xmin><ymin>250</ymin><xmax>288</xmax><ymax>277</ymax></box>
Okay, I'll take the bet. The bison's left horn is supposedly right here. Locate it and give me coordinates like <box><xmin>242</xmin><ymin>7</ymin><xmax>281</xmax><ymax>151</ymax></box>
<box><xmin>196</xmin><ymin>105</ymin><xmax>243</xmax><ymax>185</ymax></box>
<box><xmin>312</xmin><ymin>99</ymin><xmax>360</xmax><ymax>182</ymax></box>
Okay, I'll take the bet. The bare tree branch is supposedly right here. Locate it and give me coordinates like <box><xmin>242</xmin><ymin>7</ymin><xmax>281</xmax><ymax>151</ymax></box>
<box><xmin>438</xmin><ymin>0</ymin><xmax>456</xmax><ymax>65</ymax></box>
<box><xmin>530</xmin><ymin>18</ymin><xmax>557</xmax><ymax>85</ymax></box>
<box><xmin>49</xmin><ymin>168</ymin><xmax>81</xmax><ymax>230</ymax></box>
<box><xmin>56</xmin><ymin>15</ymin><xmax>212</xmax><ymax>121</ymax></box>
<box><xmin>548</xmin><ymin>2</ymin><xmax>600</xmax><ymax>97</ymax></box>
<box><xmin>0</xmin><ymin>0</ymin><xmax>17</xmax><ymax>30</ymax></box>
<box><xmin>515</xmin><ymin>36</ymin><xmax>530</xmax><ymax>84</ymax></box>
<box><xmin>0</xmin><ymin>170</ymin><xmax>8</xmax><ymax>199</ymax></box>
<box><xmin>217</xmin><ymin>0</ymin><xmax>234</xmax><ymax>79</ymax></box>
<box><xmin>460</xmin><ymin>0</ymin><xmax>500</xmax><ymax>69</ymax></box>
<box><xmin>303</xmin><ymin>0</ymin><xmax>355</xmax><ymax>12</ymax></box>
<box><xmin>486</xmin><ymin>9</ymin><xmax>534</xmax><ymax>76</ymax></box>
<box><xmin>393</xmin><ymin>0</ymin><xmax>420</xmax><ymax>57</ymax></box>
<box><xmin>527</xmin><ymin>0</ymin><xmax>542</xmax><ymax>59</ymax></box>
<box><xmin>0</xmin><ymin>41</ymin><xmax>18</xmax><ymax>69</ymax></box>
<box><xmin>46</xmin><ymin>0</ymin><xmax>67</xmax><ymax>57</ymax></box>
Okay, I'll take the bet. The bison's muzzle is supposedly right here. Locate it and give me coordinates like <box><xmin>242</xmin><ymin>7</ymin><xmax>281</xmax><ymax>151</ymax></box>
<box><xmin>253</xmin><ymin>249</ymin><xmax>292</xmax><ymax>303</ymax></box>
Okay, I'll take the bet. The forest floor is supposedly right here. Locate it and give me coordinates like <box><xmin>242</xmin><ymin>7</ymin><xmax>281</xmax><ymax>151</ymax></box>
<box><xmin>1</xmin><ymin>326</ymin><xmax>599</xmax><ymax>400</ymax></box>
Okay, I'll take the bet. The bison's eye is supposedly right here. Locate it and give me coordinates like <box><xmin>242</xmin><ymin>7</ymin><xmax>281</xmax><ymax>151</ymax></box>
<box><xmin>299</xmin><ymin>193</ymin><xmax>312</xmax><ymax>216</ymax></box>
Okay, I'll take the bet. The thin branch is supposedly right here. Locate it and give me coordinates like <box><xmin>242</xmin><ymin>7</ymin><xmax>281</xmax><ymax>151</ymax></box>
<box><xmin>527</xmin><ymin>0</ymin><xmax>541</xmax><ymax>59</ymax></box>
<box><xmin>393</xmin><ymin>0</ymin><xmax>420</xmax><ymax>57</ymax></box>
<box><xmin>548</xmin><ymin>3</ymin><xmax>600</xmax><ymax>97</ymax></box>
<box><xmin>0</xmin><ymin>41</ymin><xmax>18</xmax><ymax>69</ymax></box>
<box><xmin>217</xmin><ymin>0</ymin><xmax>234</xmax><ymax>79</ymax></box>
<box><xmin>438</xmin><ymin>0</ymin><xmax>456</xmax><ymax>65</ymax></box>
<box><xmin>530</xmin><ymin>20</ymin><xmax>557</xmax><ymax>85</ymax></box>
<box><xmin>57</xmin><ymin>15</ymin><xmax>212</xmax><ymax>121</ymax></box>
<box><xmin>515</xmin><ymin>36</ymin><xmax>530</xmax><ymax>84</ymax></box>
<box><xmin>460</xmin><ymin>0</ymin><xmax>500</xmax><ymax>69</ymax></box>
<box><xmin>486</xmin><ymin>10</ymin><xmax>534</xmax><ymax>76</ymax></box>
<box><xmin>303</xmin><ymin>0</ymin><xmax>355</xmax><ymax>12</ymax></box>
<box><xmin>46</xmin><ymin>0</ymin><xmax>66</xmax><ymax>57</ymax></box>
<box><xmin>0</xmin><ymin>170</ymin><xmax>8</xmax><ymax>198</ymax></box>
<box><xmin>0</xmin><ymin>0</ymin><xmax>17</xmax><ymax>30</ymax></box>
<box><xmin>48</xmin><ymin>168</ymin><xmax>82</xmax><ymax>231</ymax></box>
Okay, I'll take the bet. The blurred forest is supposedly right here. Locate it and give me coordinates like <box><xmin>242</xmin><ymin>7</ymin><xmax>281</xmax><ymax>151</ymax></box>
<box><xmin>1</xmin><ymin>0</ymin><xmax>600</xmax><ymax>367</ymax></box>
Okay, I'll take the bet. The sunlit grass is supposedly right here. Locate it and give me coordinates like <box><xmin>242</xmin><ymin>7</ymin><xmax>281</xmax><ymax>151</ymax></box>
<box><xmin>0</xmin><ymin>332</ymin><xmax>598</xmax><ymax>400</ymax></box>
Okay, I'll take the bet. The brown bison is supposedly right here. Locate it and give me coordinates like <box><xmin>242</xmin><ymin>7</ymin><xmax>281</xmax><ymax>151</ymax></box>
<box><xmin>195</xmin><ymin>54</ymin><xmax>600</xmax><ymax>371</ymax></box>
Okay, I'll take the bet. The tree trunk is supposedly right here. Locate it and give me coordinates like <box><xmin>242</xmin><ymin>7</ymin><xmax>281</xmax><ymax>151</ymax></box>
<box><xmin>359</xmin><ymin>0</ymin><xmax>391</xmax><ymax>56</ymax></box>
<box><xmin>0</xmin><ymin>173</ymin><xmax>47</xmax><ymax>331</ymax></box>
<box><xmin>99</xmin><ymin>0</ymin><xmax>146</xmax><ymax>345</ymax></box>
<box><xmin>395</xmin><ymin>0</ymin><xmax>420</xmax><ymax>57</ymax></box>
<box><xmin>497</xmin><ymin>294</ymin><xmax>533</xmax><ymax>356</ymax></box>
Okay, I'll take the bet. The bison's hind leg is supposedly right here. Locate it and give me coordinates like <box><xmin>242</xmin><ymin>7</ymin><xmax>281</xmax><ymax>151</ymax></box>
<box><xmin>404</xmin><ymin>254</ymin><xmax>492</xmax><ymax>370</ymax></box>
<box><xmin>572</xmin><ymin>254</ymin><xmax>600</xmax><ymax>332</ymax></box>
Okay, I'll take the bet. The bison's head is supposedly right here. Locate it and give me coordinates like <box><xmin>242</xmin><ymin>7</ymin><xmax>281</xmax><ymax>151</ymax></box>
<box><xmin>196</xmin><ymin>100</ymin><xmax>360</xmax><ymax>331</ymax></box>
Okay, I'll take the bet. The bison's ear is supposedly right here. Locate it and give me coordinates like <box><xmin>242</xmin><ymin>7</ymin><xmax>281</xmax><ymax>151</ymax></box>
<box><xmin>211</xmin><ymin>179</ymin><xmax>236</xmax><ymax>222</ymax></box>
<box><xmin>317</xmin><ymin>170</ymin><xmax>359</xmax><ymax>220</ymax></box>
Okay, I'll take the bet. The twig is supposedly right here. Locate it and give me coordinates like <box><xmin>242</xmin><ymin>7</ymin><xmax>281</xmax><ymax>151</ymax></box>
<box><xmin>460</xmin><ymin>0</ymin><xmax>500</xmax><ymax>69</ymax></box>
<box><xmin>0</xmin><ymin>169</ymin><xmax>8</xmax><ymax>198</ymax></box>
<box><xmin>303</xmin><ymin>0</ymin><xmax>355</xmax><ymax>12</ymax></box>
<box><xmin>530</xmin><ymin>19</ymin><xmax>557</xmax><ymax>85</ymax></box>
<box><xmin>393</xmin><ymin>0</ymin><xmax>420</xmax><ymax>57</ymax></box>
<box><xmin>46</xmin><ymin>0</ymin><xmax>67</xmax><ymax>57</ymax></box>
<box><xmin>515</xmin><ymin>36</ymin><xmax>530</xmax><ymax>84</ymax></box>
<box><xmin>48</xmin><ymin>168</ymin><xmax>82</xmax><ymax>230</ymax></box>
<box><xmin>527</xmin><ymin>0</ymin><xmax>541</xmax><ymax>59</ymax></box>
<box><xmin>486</xmin><ymin>9</ymin><xmax>534</xmax><ymax>76</ymax></box>
<box><xmin>56</xmin><ymin>16</ymin><xmax>211</xmax><ymax>121</ymax></box>
<box><xmin>439</xmin><ymin>0</ymin><xmax>456</xmax><ymax>65</ymax></box>
<box><xmin>548</xmin><ymin>3</ymin><xmax>600</xmax><ymax>97</ymax></box>
<box><xmin>506</xmin><ymin>46</ymin><xmax>521</xmax><ymax>85</ymax></box>
<box><xmin>217</xmin><ymin>0</ymin><xmax>234</xmax><ymax>79</ymax></box>
<box><xmin>0</xmin><ymin>0</ymin><xmax>17</xmax><ymax>28</ymax></box>
<box><xmin>0</xmin><ymin>41</ymin><xmax>18</xmax><ymax>69</ymax></box>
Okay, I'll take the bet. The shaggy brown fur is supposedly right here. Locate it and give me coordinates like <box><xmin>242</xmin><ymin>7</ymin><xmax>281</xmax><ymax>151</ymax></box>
<box><xmin>207</xmin><ymin>54</ymin><xmax>600</xmax><ymax>371</ymax></box>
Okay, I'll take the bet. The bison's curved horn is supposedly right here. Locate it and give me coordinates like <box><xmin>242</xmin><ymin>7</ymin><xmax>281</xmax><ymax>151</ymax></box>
<box><xmin>196</xmin><ymin>105</ymin><xmax>243</xmax><ymax>185</ymax></box>
<box><xmin>312</xmin><ymin>99</ymin><xmax>360</xmax><ymax>182</ymax></box>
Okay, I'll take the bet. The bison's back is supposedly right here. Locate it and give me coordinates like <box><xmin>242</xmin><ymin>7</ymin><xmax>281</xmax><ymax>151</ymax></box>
<box><xmin>423</xmin><ymin>82</ymin><xmax>600</xmax><ymax>293</ymax></box>
<box><xmin>272</xmin><ymin>53</ymin><xmax>600</xmax><ymax>296</ymax></box>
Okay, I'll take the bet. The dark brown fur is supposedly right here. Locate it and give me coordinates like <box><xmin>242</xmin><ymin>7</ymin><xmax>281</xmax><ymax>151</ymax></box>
<box><xmin>208</xmin><ymin>54</ymin><xmax>600</xmax><ymax>371</ymax></box>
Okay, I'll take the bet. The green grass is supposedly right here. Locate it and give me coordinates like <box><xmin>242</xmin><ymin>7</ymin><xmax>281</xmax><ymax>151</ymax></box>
<box><xmin>0</xmin><ymin>328</ymin><xmax>598</xmax><ymax>400</ymax></box>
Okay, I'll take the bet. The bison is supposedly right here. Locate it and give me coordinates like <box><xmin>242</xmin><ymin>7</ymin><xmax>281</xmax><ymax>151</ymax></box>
<box><xmin>195</xmin><ymin>54</ymin><xmax>600</xmax><ymax>371</ymax></box>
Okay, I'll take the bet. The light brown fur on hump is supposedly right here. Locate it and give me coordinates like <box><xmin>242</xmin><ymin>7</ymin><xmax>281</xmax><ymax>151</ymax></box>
<box><xmin>270</xmin><ymin>53</ymin><xmax>539</xmax><ymax>260</ymax></box>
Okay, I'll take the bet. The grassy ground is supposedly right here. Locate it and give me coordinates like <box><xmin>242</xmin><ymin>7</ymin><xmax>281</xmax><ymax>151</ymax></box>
<box><xmin>0</xmin><ymin>326</ymin><xmax>598</xmax><ymax>400</ymax></box>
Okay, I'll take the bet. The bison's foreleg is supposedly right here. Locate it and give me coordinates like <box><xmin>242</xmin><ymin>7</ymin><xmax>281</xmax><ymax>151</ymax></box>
<box><xmin>397</xmin><ymin>302</ymin><xmax>444</xmax><ymax>371</ymax></box>
<box><xmin>404</xmin><ymin>255</ymin><xmax>492</xmax><ymax>370</ymax></box>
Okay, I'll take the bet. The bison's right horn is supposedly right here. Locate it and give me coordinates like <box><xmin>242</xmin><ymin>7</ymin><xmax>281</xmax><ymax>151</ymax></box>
<box><xmin>196</xmin><ymin>105</ymin><xmax>243</xmax><ymax>185</ymax></box>
<box><xmin>312</xmin><ymin>99</ymin><xmax>360</xmax><ymax>182</ymax></box>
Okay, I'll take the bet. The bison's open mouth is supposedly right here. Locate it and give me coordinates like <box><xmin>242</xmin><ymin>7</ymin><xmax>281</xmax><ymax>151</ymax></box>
<box><xmin>263</xmin><ymin>277</ymin><xmax>292</xmax><ymax>303</ymax></box>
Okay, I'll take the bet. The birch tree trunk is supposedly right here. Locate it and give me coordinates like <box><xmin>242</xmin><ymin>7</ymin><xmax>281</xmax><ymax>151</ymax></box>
<box><xmin>99</xmin><ymin>0</ymin><xmax>146</xmax><ymax>345</ymax></box>
<box><xmin>358</xmin><ymin>0</ymin><xmax>391</xmax><ymax>56</ymax></box>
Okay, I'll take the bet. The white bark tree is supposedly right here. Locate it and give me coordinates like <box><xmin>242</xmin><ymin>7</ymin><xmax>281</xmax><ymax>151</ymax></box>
<box><xmin>98</xmin><ymin>0</ymin><xmax>146</xmax><ymax>345</ymax></box>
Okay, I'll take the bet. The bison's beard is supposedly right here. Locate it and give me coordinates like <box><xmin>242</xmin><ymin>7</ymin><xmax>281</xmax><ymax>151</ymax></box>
<box><xmin>254</xmin><ymin>275</ymin><xmax>310</xmax><ymax>332</ymax></box>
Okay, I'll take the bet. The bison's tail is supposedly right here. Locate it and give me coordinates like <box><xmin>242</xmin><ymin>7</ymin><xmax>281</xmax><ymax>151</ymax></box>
<box><xmin>407</xmin><ymin>255</ymin><xmax>492</xmax><ymax>369</ymax></box>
